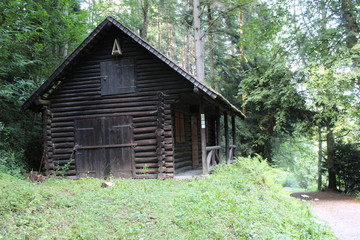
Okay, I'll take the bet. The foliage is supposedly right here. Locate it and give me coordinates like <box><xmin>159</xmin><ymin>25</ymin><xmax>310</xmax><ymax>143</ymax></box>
<box><xmin>0</xmin><ymin>150</ymin><xmax>26</xmax><ymax>177</ymax></box>
<box><xmin>0</xmin><ymin>156</ymin><xmax>336</xmax><ymax>239</ymax></box>
<box><xmin>271</xmin><ymin>135</ymin><xmax>320</xmax><ymax>189</ymax></box>
<box><xmin>0</xmin><ymin>0</ymin><xmax>89</xmax><ymax>172</ymax></box>
<box><xmin>283</xmin><ymin>0</ymin><xmax>359</xmax><ymax>190</ymax></box>
<box><xmin>0</xmin><ymin>80</ymin><xmax>42</xmax><ymax>170</ymax></box>
<box><xmin>334</xmin><ymin>142</ymin><xmax>360</xmax><ymax>194</ymax></box>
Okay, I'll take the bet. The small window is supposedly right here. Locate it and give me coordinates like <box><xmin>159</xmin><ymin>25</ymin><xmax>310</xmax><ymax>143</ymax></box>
<box><xmin>175</xmin><ymin>112</ymin><xmax>185</xmax><ymax>143</ymax></box>
<box><xmin>100</xmin><ymin>59</ymin><xmax>137</xmax><ymax>95</ymax></box>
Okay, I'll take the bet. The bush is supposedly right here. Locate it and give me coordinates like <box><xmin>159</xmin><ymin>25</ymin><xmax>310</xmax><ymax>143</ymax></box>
<box><xmin>334</xmin><ymin>142</ymin><xmax>360</xmax><ymax>194</ymax></box>
<box><xmin>0</xmin><ymin>80</ymin><xmax>43</xmax><ymax>175</ymax></box>
<box><xmin>0</xmin><ymin>150</ymin><xmax>27</xmax><ymax>176</ymax></box>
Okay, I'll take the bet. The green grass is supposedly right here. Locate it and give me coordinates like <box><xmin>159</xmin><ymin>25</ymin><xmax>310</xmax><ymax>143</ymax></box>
<box><xmin>0</xmin><ymin>156</ymin><xmax>336</xmax><ymax>240</ymax></box>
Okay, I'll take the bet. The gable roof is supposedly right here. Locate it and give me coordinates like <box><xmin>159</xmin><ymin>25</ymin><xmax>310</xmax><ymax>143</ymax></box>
<box><xmin>22</xmin><ymin>16</ymin><xmax>245</xmax><ymax>118</ymax></box>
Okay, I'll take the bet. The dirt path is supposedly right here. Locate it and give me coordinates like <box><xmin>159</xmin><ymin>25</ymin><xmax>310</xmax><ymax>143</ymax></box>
<box><xmin>291</xmin><ymin>191</ymin><xmax>360</xmax><ymax>240</ymax></box>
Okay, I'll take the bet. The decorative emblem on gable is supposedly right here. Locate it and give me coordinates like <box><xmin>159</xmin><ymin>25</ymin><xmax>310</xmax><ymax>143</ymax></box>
<box><xmin>112</xmin><ymin>38</ymin><xmax>122</xmax><ymax>56</ymax></box>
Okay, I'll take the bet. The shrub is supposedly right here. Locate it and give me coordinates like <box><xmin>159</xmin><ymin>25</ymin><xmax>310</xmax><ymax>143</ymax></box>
<box><xmin>334</xmin><ymin>142</ymin><xmax>360</xmax><ymax>194</ymax></box>
<box><xmin>0</xmin><ymin>150</ymin><xmax>27</xmax><ymax>176</ymax></box>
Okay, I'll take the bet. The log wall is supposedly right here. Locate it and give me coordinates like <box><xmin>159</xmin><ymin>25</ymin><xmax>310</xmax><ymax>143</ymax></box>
<box><xmin>44</xmin><ymin>27</ymin><xmax>196</xmax><ymax>178</ymax></box>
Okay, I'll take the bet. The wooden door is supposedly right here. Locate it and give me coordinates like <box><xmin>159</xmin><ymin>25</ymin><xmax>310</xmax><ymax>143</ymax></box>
<box><xmin>105</xmin><ymin>116</ymin><xmax>134</xmax><ymax>178</ymax></box>
<box><xmin>191</xmin><ymin>116</ymin><xmax>199</xmax><ymax>167</ymax></box>
<box><xmin>75</xmin><ymin>116</ymin><xmax>134</xmax><ymax>178</ymax></box>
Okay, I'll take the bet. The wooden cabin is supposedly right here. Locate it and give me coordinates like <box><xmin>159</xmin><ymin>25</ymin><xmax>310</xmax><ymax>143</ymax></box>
<box><xmin>23</xmin><ymin>16</ymin><xmax>245</xmax><ymax>179</ymax></box>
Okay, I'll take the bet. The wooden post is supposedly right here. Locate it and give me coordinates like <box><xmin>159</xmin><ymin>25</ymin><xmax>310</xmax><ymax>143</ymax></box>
<box><xmin>216</xmin><ymin>108</ymin><xmax>222</xmax><ymax>163</ymax></box>
<box><xmin>224</xmin><ymin>112</ymin><xmax>229</xmax><ymax>164</ymax></box>
<box><xmin>317</xmin><ymin>127</ymin><xmax>323</xmax><ymax>191</ymax></box>
<box><xmin>191</xmin><ymin>116</ymin><xmax>199</xmax><ymax>167</ymax></box>
<box><xmin>200</xmin><ymin>101</ymin><xmax>208</xmax><ymax>175</ymax></box>
<box><xmin>231</xmin><ymin>115</ymin><xmax>236</xmax><ymax>158</ymax></box>
<box><xmin>156</xmin><ymin>92</ymin><xmax>166</xmax><ymax>179</ymax></box>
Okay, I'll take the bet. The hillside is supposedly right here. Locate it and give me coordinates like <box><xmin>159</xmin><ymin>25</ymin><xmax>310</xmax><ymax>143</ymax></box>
<box><xmin>0</xmin><ymin>156</ymin><xmax>336</xmax><ymax>239</ymax></box>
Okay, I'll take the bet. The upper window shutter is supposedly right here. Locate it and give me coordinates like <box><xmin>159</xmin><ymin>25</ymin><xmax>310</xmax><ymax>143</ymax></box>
<box><xmin>100</xmin><ymin>59</ymin><xmax>137</xmax><ymax>95</ymax></box>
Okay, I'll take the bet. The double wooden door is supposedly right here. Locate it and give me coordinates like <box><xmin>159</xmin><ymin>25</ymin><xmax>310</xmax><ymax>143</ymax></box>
<box><xmin>75</xmin><ymin>116</ymin><xmax>134</xmax><ymax>178</ymax></box>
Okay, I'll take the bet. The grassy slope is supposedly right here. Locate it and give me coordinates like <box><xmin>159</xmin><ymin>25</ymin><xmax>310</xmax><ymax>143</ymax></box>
<box><xmin>0</xmin><ymin>157</ymin><xmax>336</xmax><ymax>240</ymax></box>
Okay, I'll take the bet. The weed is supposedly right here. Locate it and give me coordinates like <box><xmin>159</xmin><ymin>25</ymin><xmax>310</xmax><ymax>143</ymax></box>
<box><xmin>141</xmin><ymin>164</ymin><xmax>149</xmax><ymax>175</ymax></box>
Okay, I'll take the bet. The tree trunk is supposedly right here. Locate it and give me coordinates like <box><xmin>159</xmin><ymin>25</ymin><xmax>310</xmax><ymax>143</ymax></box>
<box><xmin>317</xmin><ymin>127</ymin><xmax>323</xmax><ymax>191</ymax></box>
<box><xmin>157</xmin><ymin>15</ymin><xmax>162</xmax><ymax>50</ymax></box>
<box><xmin>340</xmin><ymin>0</ymin><xmax>359</xmax><ymax>49</ymax></box>
<box><xmin>193</xmin><ymin>0</ymin><xmax>205</xmax><ymax>82</ymax></box>
<box><xmin>238</xmin><ymin>7</ymin><xmax>245</xmax><ymax>56</ymax></box>
<box><xmin>207</xmin><ymin>3</ymin><xmax>215</xmax><ymax>88</ymax></box>
<box><xmin>340</xmin><ymin>0</ymin><xmax>359</xmax><ymax>89</ymax></box>
<box><xmin>327</xmin><ymin>125</ymin><xmax>336</xmax><ymax>190</ymax></box>
<box><xmin>168</xmin><ymin>22</ymin><xmax>175</xmax><ymax>60</ymax></box>
<box><xmin>140</xmin><ymin>0</ymin><xmax>150</xmax><ymax>40</ymax></box>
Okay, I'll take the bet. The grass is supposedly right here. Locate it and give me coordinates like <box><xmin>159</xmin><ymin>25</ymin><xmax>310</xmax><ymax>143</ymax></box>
<box><xmin>0</xmin><ymin>156</ymin><xmax>336</xmax><ymax>240</ymax></box>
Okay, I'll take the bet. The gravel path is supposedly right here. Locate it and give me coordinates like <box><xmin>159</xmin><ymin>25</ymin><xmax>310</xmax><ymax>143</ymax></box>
<box><xmin>291</xmin><ymin>191</ymin><xmax>360</xmax><ymax>240</ymax></box>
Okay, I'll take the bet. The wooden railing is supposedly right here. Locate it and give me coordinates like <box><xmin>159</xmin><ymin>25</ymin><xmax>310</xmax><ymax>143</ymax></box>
<box><xmin>205</xmin><ymin>145</ymin><xmax>221</xmax><ymax>171</ymax></box>
<box><xmin>204</xmin><ymin>145</ymin><xmax>236</xmax><ymax>174</ymax></box>
<box><xmin>227</xmin><ymin>145</ymin><xmax>236</xmax><ymax>163</ymax></box>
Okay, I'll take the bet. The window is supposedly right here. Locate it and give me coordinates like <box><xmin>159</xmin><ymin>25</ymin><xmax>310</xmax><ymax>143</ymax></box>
<box><xmin>100</xmin><ymin>59</ymin><xmax>137</xmax><ymax>95</ymax></box>
<box><xmin>175</xmin><ymin>111</ymin><xmax>185</xmax><ymax>143</ymax></box>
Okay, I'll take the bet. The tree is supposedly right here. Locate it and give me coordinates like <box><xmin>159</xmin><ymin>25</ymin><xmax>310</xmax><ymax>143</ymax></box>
<box><xmin>289</xmin><ymin>0</ymin><xmax>359</xmax><ymax>190</ymax></box>
<box><xmin>0</xmin><ymin>0</ymin><xmax>88</xmax><ymax>170</ymax></box>
<box><xmin>193</xmin><ymin>0</ymin><xmax>205</xmax><ymax>82</ymax></box>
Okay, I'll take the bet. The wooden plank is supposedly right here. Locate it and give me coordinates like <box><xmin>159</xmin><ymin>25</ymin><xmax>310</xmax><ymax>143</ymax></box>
<box><xmin>75</xmin><ymin>143</ymin><xmax>136</xmax><ymax>150</ymax></box>
<box><xmin>216</xmin><ymin>109</ymin><xmax>222</xmax><ymax>163</ymax></box>
<box><xmin>224</xmin><ymin>112</ymin><xmax>229</xmax><ymax>163</ymax></box>
<box><xmin>232</xmin><ymin>115</ymin><xmax>236</xmax><ymax>158</ymax></box>
<box><xmin>200</xmin><ymin>101</ymin><xmax>208</xmax><ymax>175</ymax></box>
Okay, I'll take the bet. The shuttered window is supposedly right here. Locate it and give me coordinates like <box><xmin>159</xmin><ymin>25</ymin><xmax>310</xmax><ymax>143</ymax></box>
<box><xmin>100</xmin><ymin>59</ymin><xmax>137</xmax><ymax>95</ymax></box>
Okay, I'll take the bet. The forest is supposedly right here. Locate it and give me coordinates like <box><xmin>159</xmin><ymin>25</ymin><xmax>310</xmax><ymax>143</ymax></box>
<box><xmin>0</xmin><ymin>0</ymin><xmax>359</xmax><ymax>192</ymax></box>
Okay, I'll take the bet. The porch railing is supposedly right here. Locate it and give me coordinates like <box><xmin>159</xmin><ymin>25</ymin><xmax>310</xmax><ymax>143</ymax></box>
<box><xmin>204</xmin><ymin>145</ymin><xmax>237</xmax><ymax>173</ymax></box>
<box><xmin>205</xmin><ymin>145</ymin><xmax>221</xmax><ymax>171</ymax></box>
<box><xmin>227</xmin><ymin>145</ymin><xmax>236</xmax><ymax>163</ymax></box>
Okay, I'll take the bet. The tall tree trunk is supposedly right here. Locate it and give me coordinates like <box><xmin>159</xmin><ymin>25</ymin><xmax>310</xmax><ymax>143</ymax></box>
<box><xmin>193</xmin><ymin>0</ymin><xmax>205</xmax><ymax>82</ymax></box>
<box><xmin>340</xmin><ymin>0</ymin><xmax>359</xmax><ymax>89</ymax></box>
<box><xmin>317</xmin><ymin>127</ymin><xmax>323</xmax><ymax>191</ymax></box>
<box><xmin>140</xmin><ymin>0</ymin><xmax>150</xmax><ymax>40</ymax></box>
<box><xmin>157</xmin><ymin>15</ymin><xmax>162</xmax><ymax>50</ymax></box>
<box><xmin>238</xmin><ymin>7</ymin><xmax>245</xmax><ymax>56</ymax></box>
<box><xmin>183</xmin><ymin>0</ymin><xmax>192</xmax><ymax>73</ymax></box>
<box><xmin>59</xmin><ymin>4</ymin><xmax>69</xmax><ymax>57</ymax></box>
<box><xmin>207</xmin><ymin>3</ymin><xmax>215</xmax><ymax>88</ymax></box>
<box><xmin>340</xmin><ymin>0</ymin><xmax>359</xmax><ymax>49</ymax></box>
<box><xmin>168</xmin><ymin>22</ymin><xmax>176</xmax><ymax>60</ymax></box>
<box><xmin>327</xmin><ymin>125</ymin><xmax>336</xmax><ymax>190</ymax></box>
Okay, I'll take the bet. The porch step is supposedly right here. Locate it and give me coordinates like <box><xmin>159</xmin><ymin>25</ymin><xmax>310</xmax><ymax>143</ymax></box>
<box><xmin>173</xmin><ymin>169</ymin><xmax>208</xmax><ymax>179</ymax></box>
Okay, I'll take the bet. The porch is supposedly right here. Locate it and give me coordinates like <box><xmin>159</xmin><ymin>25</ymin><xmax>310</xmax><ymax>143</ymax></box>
<box><xmin>173</xmin><ymin>104</ymin><xmax>239</xmax><ymax>177</ymax></box>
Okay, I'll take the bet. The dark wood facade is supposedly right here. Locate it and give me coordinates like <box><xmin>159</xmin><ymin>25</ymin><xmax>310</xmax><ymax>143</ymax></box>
<box><xmin>23</xmin><ymin>17</ymin><xmax>244</xmax><ymax>179</ymax></box>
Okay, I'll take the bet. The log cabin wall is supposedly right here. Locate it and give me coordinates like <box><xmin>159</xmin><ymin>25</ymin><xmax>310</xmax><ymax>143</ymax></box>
<box><xmin>44</xmin><ymin>26</ymin><xmax>196</xmax><ymax>179</ymax></box>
